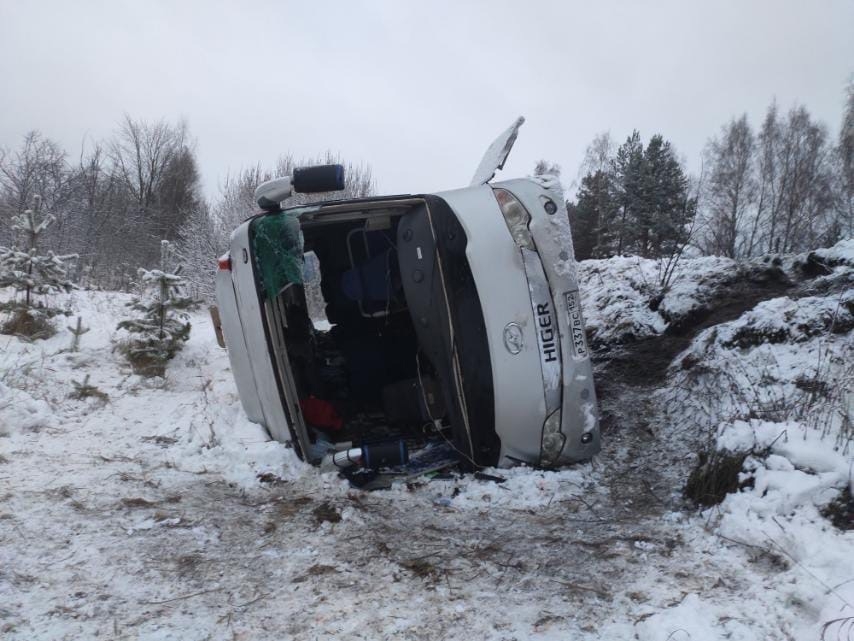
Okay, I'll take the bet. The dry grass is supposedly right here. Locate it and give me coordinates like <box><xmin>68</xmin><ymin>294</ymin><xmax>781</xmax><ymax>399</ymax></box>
<box><xmin>821</xmin><ymin>486</ymin><xmax>853</xmax><ymax>531</ymax></box>
<box><xmin>312</xmin><ymin>502</ymin><xmax>342</xmax><ymax>524</ymax></box>
<box><xmin>685</xmin><ymin>449</ymin><xmax>751</xmax><ymax>507</ymax></box>
<box><xmin>118</xmin><ymin>347</ymin><xmax>168</xmax><ymax>378</ymax></box>
<box><xmin>0</xmin><ymin>308</ymin><xmax>55</xmax><ymax>340</ymax></box>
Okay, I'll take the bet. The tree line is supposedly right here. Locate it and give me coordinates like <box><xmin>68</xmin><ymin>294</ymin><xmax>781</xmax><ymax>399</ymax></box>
<box><xmin>566</xmin><ymin>84</ymin><xmax>854</xmax><ymax>261</ymax></box>
<box><xmin>0</xmin><ymin>116</ymin><xmax>374</xmax><ymax>297</ymax></box>
<box><xmin>2</xmin><ymin>84</ymin><xmax>852</xmax><ymax>301</ymax></box>
<box><xmin>0</xmin><ymin>116</ymin><xmax>201</xmax><ymax>290</ymax></box>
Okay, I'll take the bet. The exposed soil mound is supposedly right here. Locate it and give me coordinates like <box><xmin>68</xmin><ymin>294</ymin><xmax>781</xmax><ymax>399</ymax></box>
<box><xmin>596</xmin><ymin>265</ymin><xmax>793</xmax><ymax>387</ymax></box>
<box><xmin>685</xmin><ymin>449</ymin><xmax>751</xmax><ymax>507</ymax></box>
<box><xmin>822</xmin><ymin>486</ymin><xmax>854</xmax><ymax>531</ymax></box>
<box><xmin>591</xmin><ymin>244</ymin><xmax>852</xmax><ymax>525</ymax></box>
<box><xmin>662</xmin><ymin>264</ymin><xmax>791</xmax><ymax>336</ymax></box>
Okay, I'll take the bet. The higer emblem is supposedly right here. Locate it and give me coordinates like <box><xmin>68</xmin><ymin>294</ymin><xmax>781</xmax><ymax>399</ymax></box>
<box><xmin>503</xmin><ymin>323</ymin><xmax>524</xmax><ymax>355</ymax></box>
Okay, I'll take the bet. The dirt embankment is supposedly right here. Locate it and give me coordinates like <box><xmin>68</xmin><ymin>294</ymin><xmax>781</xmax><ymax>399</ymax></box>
<box><xmin>589</xmin><ymin>259</ymin><xmax>812</xmax><ymax>518</ymax></box>
<box><xmin>596</xmin><ymin>263</ymin><xmax>793</xmax><ymax>390</ymax></box>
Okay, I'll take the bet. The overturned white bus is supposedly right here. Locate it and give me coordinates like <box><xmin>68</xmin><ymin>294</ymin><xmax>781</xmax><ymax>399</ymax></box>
<box><xmin>214</xmin><ymin>119</ymin><xmax>599</xmax><ymax>474</ymax></box>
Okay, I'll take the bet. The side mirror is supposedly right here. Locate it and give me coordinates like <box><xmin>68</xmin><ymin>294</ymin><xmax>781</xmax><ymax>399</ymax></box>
<box><xmin>255</xmin><ymin>177</ymin><xmax>293</xmax><ymax>211</ymax></box>
<box><xmin>293</xmin><ymin>164</ymin><xmax>345</xmax><ymax>194</ymax></box>
<box><xmin>255</xmin><ymin>164</ymin><xmax>346</xmax><ymax>211</ymax></box>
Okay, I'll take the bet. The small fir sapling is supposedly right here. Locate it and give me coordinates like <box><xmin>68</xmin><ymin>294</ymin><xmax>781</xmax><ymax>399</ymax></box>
<box><xmin>69</xmin><ymin>374</ymin><xmax>108</xmax><ymax>402</ymax></box>
<box><xmin>67</xmin><ymin>316</ymin><xmax>90</xmax><ymax>352</ymax></box>
<box><xmin>117</xmin><ymin>240</ymin><xmax>194</xmax><ymax>376</ymax></box>
<box><xmin>0</xmin><ymin>195</ymin><xmax>77</xmax><ymax>338</ymax></box>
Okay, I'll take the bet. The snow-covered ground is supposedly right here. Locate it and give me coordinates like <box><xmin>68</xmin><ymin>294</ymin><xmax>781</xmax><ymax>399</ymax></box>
<box><xmin>1</xmin><ymin>241</ymin><xmax>852</xmax><ymax>640</ymax></box>
<box><xmin>577</xmin><ymin>239</ymin><xmax>854</xmax><ymax>347</ymax></box>
<box><xmin>578</xmin><ymin>254</ymin><xmax>740</xmax><ymax>346</ymax></box>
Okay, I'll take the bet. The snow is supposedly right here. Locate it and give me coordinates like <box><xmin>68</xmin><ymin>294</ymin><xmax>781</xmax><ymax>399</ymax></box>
<box><xmin>813</xmin><ymin>237</ymin><xmax>854</xmax><ymax>264</ymax></box>
<box><xmin>577</xmin><ymin>237</ymin><xmax>854</xmax><ymax>347</ymax></box>
<box><xmin>2</xmin><ymin>238</ymin><xmax>853</xmax><ymax>640</ymax></box>
<box><xmin>577</xmin><ymin>254</ymin><xmax>739</xmax><ymax>345</ymax></box>
<box><xmin>0</xmin><ymin>381</ymin><xmax>52</xmax><ymax>434</ymax></box>
<box><xmin>663</xmin><ymin>290</ymin><xmax>852</xmax><ymax>445</ymax></box>
<box><xmin>639</xmin><ymin>241</ymin><xmax>854</xmax><ymax>640</ymax></box>
<box><xmin>709</xmin><ymin>422</ymin><xmax>854</xmax><ymax>640</ymax></box>
<box><xmin>635</xmin><ymin>593</ymin><xmax>747</xmax><ymax>641</ymax></box>
<box><xmin>714</xmin><ymin>292</ymin><xmax>853</xmax><ymax>345</ymax></box>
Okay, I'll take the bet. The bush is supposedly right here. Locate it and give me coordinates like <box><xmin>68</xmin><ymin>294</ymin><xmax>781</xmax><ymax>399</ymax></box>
<box><xmin>0</xmin><ymin>306</ymin><xmax>57</xmax><ymax>340</ymax></box>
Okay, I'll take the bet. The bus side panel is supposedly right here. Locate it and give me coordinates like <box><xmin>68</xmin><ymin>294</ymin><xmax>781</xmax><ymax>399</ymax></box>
<box><xmin>226</xmin><ymin>222</ymin><xmax>295</xmax><ymax>445</ymax></box>
<box><xmin>216</xmin><ymin>266</ymin><xmax>265</xmax><ymax>425</ymax></box>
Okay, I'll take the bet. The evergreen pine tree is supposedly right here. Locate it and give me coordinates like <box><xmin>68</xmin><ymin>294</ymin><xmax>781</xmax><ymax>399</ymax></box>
<box><xmin>117</xmin><ymin>240</ymin><xmax>193</xmax><ymax>376</ymax></box>
<box><xmin>0</xmin><ymin>195</ymin><xmax>77</xmax><ymax>338</ymax></box>
<box><xmin>601</xmin><ymin>132</ymin><xmax>696</xmax><ymax>259</ymax></box>
<box><xmin>609</xmin><ymin>131</ymin><xmax>645</xmax><ymax>255</ymax></box>
<box><xmin>570</xmin><ymin>170</ymin><xmax>617</xmax><ymax>259</ymax></box>
<box><xmin>639</xmin><ymin>135</ymin><xmax>695</xmax><ymax>258</ymax></box>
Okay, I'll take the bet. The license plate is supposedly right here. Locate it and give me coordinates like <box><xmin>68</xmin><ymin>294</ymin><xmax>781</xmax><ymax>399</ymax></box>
<box><xmin>564</xmin><ymin>290</ymin><xmax>589</xmax><ymax>361</ymax></box>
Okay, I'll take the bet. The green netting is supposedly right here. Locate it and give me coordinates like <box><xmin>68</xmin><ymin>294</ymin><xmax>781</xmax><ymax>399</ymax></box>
<box><xmin>251</xmin><ymin>213</ymin><xmax>304</xmax><ymax>300</ymax></box>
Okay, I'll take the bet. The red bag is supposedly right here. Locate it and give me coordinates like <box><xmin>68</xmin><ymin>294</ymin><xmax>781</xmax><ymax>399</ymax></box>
<box><xmin>299</xmin><ymin>396</ymin><xmax>344</xmax><ymax>431</ymax></box>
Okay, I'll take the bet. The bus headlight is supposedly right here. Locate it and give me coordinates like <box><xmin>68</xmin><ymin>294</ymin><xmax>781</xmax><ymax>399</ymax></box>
<box><xmin>493</xmin><ymin>188</ymin><xmax>534</xmax><ymax>250</ymax></box>
<box><xmin>540</xmin><ymin>409</ymin><xmax>565</xmax><ymax>467</ymax></box>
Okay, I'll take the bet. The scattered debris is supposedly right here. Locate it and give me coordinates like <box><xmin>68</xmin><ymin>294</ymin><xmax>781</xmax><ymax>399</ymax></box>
<box><xmin>312</xmin><ymin>502</ymin><xmax>341</xmax><ymax>524</ymax></box>
<box><xmin>474</xmin><ymin>471</ymin><xmax>506</xmax><ymax>484</ymax></box>
<box><xmin>399</xmin><ymin>557</ymin><xmax>438</xmax><ymax>579</ymax></box>
<box><xmin>140</xmin><ymin>435</ymin><xmax>178</xmax><ymax>446</ymax></box>
<box><xmin>257</xmin><ymin>472</ymin><xmax>288</xmax><ymax>486</ymax></box>
<box><xmin>120</xmin><ymin>497</ymin><xmax>157</xmax><ymax>509</ymax></box>
<box><xmin>305</xmin><ymin>564</ymin><xmax>336</xmax><ymax>576</ymax></box>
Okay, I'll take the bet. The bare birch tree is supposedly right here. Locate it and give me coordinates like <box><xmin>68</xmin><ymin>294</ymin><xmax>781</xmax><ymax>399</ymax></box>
<box><xmin>699</xmin><ymin>115</ymin><xmax>758</xmax><ymax>258</ymax></box>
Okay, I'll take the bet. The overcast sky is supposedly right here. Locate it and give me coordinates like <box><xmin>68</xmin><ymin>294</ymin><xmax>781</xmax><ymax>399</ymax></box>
<box><xmin>1</xmin><ymin>0</ymin><xmax>852</xmax><ymax>199</ymax></box>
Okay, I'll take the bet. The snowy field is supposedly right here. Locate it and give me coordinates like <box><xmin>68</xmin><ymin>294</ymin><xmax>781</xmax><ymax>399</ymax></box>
<box><xmin>1</xmin><ymin>242</ymin><xmax>853</xmax><ymax>640</ymax></box>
